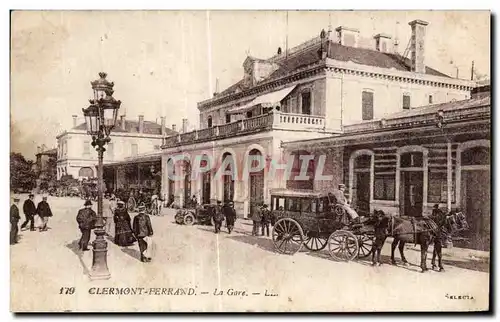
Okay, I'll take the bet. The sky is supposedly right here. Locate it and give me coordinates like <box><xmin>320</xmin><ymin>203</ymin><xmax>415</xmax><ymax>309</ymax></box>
<box><xmin>10</xmin><ymin>10</ymin><xmax>490</xmax><ymax>158</ymax></box>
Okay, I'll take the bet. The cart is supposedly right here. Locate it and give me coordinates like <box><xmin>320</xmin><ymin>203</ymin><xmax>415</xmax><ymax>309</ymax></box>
<box><xmin>270</xmin><ymin>189</ymin><xmax>375</xmax><ymax>261</ymax></box>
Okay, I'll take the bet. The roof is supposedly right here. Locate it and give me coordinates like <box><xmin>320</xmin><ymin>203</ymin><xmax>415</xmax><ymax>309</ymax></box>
<box><xmin>270</xmin><ymin>188</ymin><xmax>330</xmax><ymax>198</ymax></box>
<box><xmin>375</xmin><ymin>95</ymin><xmax>490</xmax><ymax>121</ymax></box>
<box><xmin>227</xmin><ymin>85</ymin><xmax>296</xmax><ymax>114</ymax></box>
<box><xmin>103</xmin><ymin>151</ymin><xmax>162</xmax><ymax>167</ymax></box>
<box><xmin>217</xmin><ymin>38</ymin><xmax>450</xmax><ymax>97</ymax></box>
<box><xmin>36</xmin><ymin>148</ymin><xmax>57</xmax><ymax>156</ymax></box>
<box><xmin>73</xmin><ymin>120</ymin><xmax>177</xmax><ymax>136</ymax></box>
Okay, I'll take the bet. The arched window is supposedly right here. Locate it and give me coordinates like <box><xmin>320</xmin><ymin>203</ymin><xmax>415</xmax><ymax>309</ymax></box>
<box><xmin>207</xmin><ymin>116</ymin><xmax>213</xmax><ymax>128</ymax></box>
<box><xmin>79</xmin><ymin>167</ymin><xmax>94</xmax><ymax>178</ymax></box>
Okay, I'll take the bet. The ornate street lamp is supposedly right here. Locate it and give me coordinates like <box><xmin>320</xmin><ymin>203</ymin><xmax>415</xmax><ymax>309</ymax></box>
<box><xmin>82</xmin><ymin>72</ymin><xmax>121</xmax><ymax>280</ymax></box>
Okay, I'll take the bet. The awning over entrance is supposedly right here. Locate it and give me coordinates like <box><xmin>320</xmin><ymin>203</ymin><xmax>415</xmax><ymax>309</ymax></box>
<box><xmin>227</xmin><ymin>85</ymin><xmax>296</xmax><ymax>114</ymax></box>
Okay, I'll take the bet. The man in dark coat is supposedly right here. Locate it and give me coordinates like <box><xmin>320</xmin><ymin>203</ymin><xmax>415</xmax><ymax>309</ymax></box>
<box><xmin>213</xmin><ymin>200</ymin><xmax>225</xmax><ymax>234</ymax></box>
<box><xmin>251</xmin><ymin>203</ymin><xmax>262</xmax><ymax>236</ymax></box>
<box><xmin>223</xmin><ymin>201</ymin><xmax>237</xmax><ymax>234</ymax></box>
<box><xmin>260</xmin><ymin>204</ymin><xmax>271</xmax><ymax>237</ymax></box>
<box><xmin>10</xmin><ymin>197</ymin><xmax>21</xmax><ymax>244</ymax></box>
<box><xmin>132</xmin><ymin>204</ymin><xmax>154</xmax><ymax>262</ymax></box>
<box><xmin>21</xmin><ymin>194</ymin><xmax>36</xmax><ymax>231</ymax></box>
<box><xmin>36</xmin><ymin>196</ymin><xmax>53</xmax><ymax>232</ymax></box>
<box><xmin>76</xmin><ymin>200</ymin><xmax>97</xmax><ymax>251</ymax></box>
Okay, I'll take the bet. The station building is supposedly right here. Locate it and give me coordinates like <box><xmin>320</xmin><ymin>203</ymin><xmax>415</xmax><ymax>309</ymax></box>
<box><xmin>159</xmin><ymin>19</ymin><xmax>476</xmax><ymax>219</ymax></box>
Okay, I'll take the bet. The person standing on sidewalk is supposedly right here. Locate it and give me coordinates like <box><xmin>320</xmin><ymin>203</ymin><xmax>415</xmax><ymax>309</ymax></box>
<box><xmin>21</xmin><ymin>194</ymin><xmax>36</xmax><ymax>231</ymax></box>
<box><xmin>10</xmin><ymin>197</ymin><xmax>21</xmax><ymax>244</ymax></box>
<box><xmin>104</xmin><ymin>196</ymin><xmax>116</xmax><ymax>237</ymax></box>
<box><xmin>76</xmin><ymin>200</ymin><xmax>97</xmax><ymax>251</ymax></box>
<box><xmin>132</xmin><ymin>204</ymin><xmax>153</xmax><ymax>263</ymax></box>
<box><xmin>36</xmin><ymin>196</ymin><xmax>53</xmax><ymax>232</ymax></box>
<box><xmin>260</xmin><ymin>204</ymin><xmax>271</xmax><ymax>237</ymax></box>
<box><xmin>213</xmin><ymin>200</ymin><xmax>224</xmax><ymax>234</ymax></box>
<box><xmin>251</xmin><ymin>203</ymin><xmax>262</xmax><ymax>236</ymax></box>
<box><xmin>224</xmin><ymin>201</ymin><xmax>237</xmax><ymax>234</ymax></box>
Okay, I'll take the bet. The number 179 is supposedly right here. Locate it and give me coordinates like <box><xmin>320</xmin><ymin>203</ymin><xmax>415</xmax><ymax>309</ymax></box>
<box><xmin>59</xmin><ymin>287</ymin><xmax>75</xmax><ymax>295</ymax></box>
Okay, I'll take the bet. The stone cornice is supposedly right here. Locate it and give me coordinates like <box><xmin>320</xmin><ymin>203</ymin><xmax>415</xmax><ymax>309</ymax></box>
<box><xmin>325</xmin><ymin>59</ymin><xmax>476</xmax><ymax>91</ymax></box>
<box><xmin>56</xmin><ymin>129</ymin><xmax>165</xmax><ymax>140</ymax></box>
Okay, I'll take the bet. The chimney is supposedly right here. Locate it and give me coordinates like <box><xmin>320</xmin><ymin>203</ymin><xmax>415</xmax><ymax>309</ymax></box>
<box><xmin>182</xmin><ymin>118</ymin><xmax>188</xmax><ymax>133</ymax></box>
<box><xmin>72</xmin><ymin>115</ymin><xmax>77</xmax><ymax>128</ymax></box>
<box><xmin>335</xmin><ymin>26</ymin><xmax>360</xmax><ymax>47</ymax></box>
<box><xmin>408</xmin><ymin>19</ymin><xmax>429</xmax><ymax>74</ymax></box>
<box><xmin>172</xmin><ymin>124</ymin><xmax>177</xmax><ymax>132</ymax></box>
<box><xmin>374</xmin><ymin>33</ymin><xmax>392</xmax><ymax>53</ymax></box>
<box><xmin>138</xmin><ymin>115</ymin><xmax>144</xmax><ymax>133</ymax></box>
<box><xmin>213</xmin><ymin>78</ymin><xmax>220</xmax><ymax>97</ymax></box>
<box><xmin>160</xmin><ymin>116</ymin><xmax>166</xmax><ymax>136</ymax></box>
<box><xmin>120</xmin><ymin>115</ymin><xmax>126</xmax><ymax>131</ymax></box>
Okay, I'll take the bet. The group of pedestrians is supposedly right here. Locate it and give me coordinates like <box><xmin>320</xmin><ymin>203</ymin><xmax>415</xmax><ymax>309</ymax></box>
<box><xmin>212</xmin><ymin>200</ymin><xmax>237</xmax><ymax>234</ymax></box>
<box><xmin>10</xmin><ymin>194</ymin><xmax>54</xmax><ymax>245</ymax></box>
<box><xmin>251</xmin><ymin>203</ymin><xmax>274</xmax><ymax>237</ymax></box>
<box><xmin>76</xmin><ymin>197</ymin><xmax>154</xmax><ymax>263</ymax></box>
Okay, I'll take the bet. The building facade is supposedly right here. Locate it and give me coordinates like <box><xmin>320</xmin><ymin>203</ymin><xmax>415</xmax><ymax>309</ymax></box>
<box><xmin>56</xmin><ymin>114</ymin><xmax>175</xmax><ymax>181</ymax></box>
<box><xmin>282</xmin><ymin>93</ymin><xmax>490</xmax><ymax>251</ymax></box>
<box><xmin>160</xmin><ymin>19</ymin><xmax>475</xmax><ymax>218</ymax></box>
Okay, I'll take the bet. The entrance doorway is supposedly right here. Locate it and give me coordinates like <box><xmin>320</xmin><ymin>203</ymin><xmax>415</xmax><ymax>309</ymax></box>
<box><xmin>460</xmin><ymin>145</ymin><xmax>490</xmax><ymax>250</ymax></box>
<box><xmin>222</xmin><ymin>153</ymin><xmax>235</xmax><ymax>203</ymax></box>
<box><xmin>400</xmin><ymin>171</ymin><xmax>423</xmax><ymax>217</ymax></box>
<box><xmin>355</xmin><ymin>172</ymin><xmax>370</xmax><ymax>215</ymax></box>
<box><xmin>248</xmin><ymin>149</ymin><xmax>264</xmax><ymax>216</ymax></box>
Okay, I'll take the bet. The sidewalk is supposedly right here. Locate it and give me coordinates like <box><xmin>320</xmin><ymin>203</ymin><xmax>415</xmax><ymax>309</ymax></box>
<box><xmin>159</xmin><ymin>208</ymin><xmax>489</xmax><ymax>264</ymax></box>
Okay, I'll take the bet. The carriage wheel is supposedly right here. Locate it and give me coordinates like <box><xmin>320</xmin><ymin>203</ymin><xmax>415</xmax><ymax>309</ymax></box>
<box><xmin>127</xmin><ymin>197</ymin><xmax>136</xmax><ymax>212</ymax></box>
<box><xmin>327</xmin><ymin>230</ymin><xmax>359</xmax><ymax>261</ymax></box>
<box><xmin>357</xmin><ymin>233</ymin><xmax>374</xmax><ymax>258</ymax></box>
<box><xmin>175</xmin><ymin>215</ymin><xmax>183</xmax><ymax>225</ymax></box>
<box><xmin>183</xmin><ymin>213</ymin><xmax>195</xmax><ymax>226</ymax></box>
<box><xmin>303</xmin><ymin>232</ymin><xmax>328</xmax><ymax>251</ymax></box>
<box><xmin>272</xmin><ymin>218</ymin><xmax>304</xmax><ymax>255</ymax></box>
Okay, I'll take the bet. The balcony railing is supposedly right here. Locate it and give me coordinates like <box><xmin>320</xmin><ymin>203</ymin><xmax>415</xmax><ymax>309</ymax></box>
<box><xmin>162</xmin><ymin>111</ymin><xmax>328</xmax><ymax>148</ymax></box>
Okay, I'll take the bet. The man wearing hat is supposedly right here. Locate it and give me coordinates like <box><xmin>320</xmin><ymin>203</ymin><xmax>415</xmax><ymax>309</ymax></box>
<box><xmin>36</xmin><ymin>196</ymin><xmax>53</xmax><ymax>232</ymax></box>
<box><xmin>223</xmin><ymin>201</ymin><xmax>237</xmax><ymax>234</ymax></box>
<box><xmin>21</xmin><ymin>194</ymin><xmax>36</xmax><ymax>231</ymax></box>
<box><xmin>260</xmin><ymin>204</ymin><xmax>272</xmax><ymax>237</ymax></box>
<box><xmin>331</xmin><ymin>184</ymin><xmax>359</xmax><ymax>223</ymax></box>
<box><xmin>76</xmin><ymin>200</ymin><xmax>97</xmax><ymax>251</ymax></box>
<box><xmin>251</xmin><ymin>202</ymin><xmax>262</xmax><ymax>236</ymax></box>
<box><xmin>132</xmin><ymin>203</ymin><xmax>153</xmax><ymax>262</ymax></box>
<box><xmin>213</xmin><ymin>200</ymin><xmax>225</xmax><ymax>234</ymax></box>
<box><xmin>10</xmin><ymin>197</ymin><xmax>21</xmax><ymax>244</ymax></box>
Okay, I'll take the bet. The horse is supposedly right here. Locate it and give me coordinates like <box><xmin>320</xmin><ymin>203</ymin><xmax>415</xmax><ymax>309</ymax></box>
<box><xmin>369</xmin><ymin>210</ymin><xmax>391</xmax><ymax>266</ymax></box>
<box><xmin>374</xmin><ymin>209</ymin><xmax>468</xmax><ymax>272</ymax></box>
<box><xmin>430</xmin><ymin>209</ymin><xmax>469</xmax><ymax>271</ymax></box>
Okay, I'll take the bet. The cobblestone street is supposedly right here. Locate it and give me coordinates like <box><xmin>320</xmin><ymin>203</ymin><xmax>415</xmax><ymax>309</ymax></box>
<box><xmin>10</xmin><ymin>195</ymin><xmax>489</xmax><ymax>312</ymax></box>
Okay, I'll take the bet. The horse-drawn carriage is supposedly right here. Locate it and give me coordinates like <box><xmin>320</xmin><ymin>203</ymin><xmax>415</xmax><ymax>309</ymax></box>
<box><xmin>270</xmin><ymin>189</ymin><xmax>375</xmax><ymax>261</ymax></box>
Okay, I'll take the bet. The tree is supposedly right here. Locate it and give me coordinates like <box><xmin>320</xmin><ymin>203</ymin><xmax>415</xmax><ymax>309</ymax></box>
<box><xmin>10</xmin><ymin>152</ymin><xmax>37</xmax><ymax>192</ymax></box>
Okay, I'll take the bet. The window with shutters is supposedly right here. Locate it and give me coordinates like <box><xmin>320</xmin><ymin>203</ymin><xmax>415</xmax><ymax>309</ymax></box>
<box><xmin>225</xmin><ymin>114</ymin><xmax>231</xmax><ymax>124</ymax></box>
<box><xmin>403</xmin><ymin>94</ymin><xmax>411</xmax><ymax>110</ymax></box>
<box><xmin>207</xmin><ymin>115</ymin><xmax>213</xmax><ymax>128</ymax></box>
<box><xmin>83</xmin><ymin>140</ymin><xmax>90</xmax><ymax>157</ymax></box>
<box><xmin>361</xmin><ymin>91</ymin><xmax>374</xmax><ymax>120</ymax></box>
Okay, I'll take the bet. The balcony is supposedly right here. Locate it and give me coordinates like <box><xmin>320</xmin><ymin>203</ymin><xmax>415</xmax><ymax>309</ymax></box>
<box><xmin>162</xmin><ymin>111</ymin><xmax>327</xmax><ymax>148</ymax></box>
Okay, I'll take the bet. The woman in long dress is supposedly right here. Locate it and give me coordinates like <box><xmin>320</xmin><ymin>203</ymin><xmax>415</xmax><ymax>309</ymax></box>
<box><xmin>113</xmin><ymin>200</ymin><xmax>135</xmax><ymax>246</ymax></box>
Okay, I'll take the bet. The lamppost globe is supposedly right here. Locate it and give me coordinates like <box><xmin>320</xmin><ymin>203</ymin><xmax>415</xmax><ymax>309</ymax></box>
<box><xmin>82</xmin><ymin>72</ymin><xmax>121</xmax><ymax>281</ymax></box>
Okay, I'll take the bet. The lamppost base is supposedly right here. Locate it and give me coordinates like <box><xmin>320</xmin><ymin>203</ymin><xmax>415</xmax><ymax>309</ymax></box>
<box><xmin>89</xmin><ymin>228</ymin><xmax>111</xmax><ymax>281</ymax></box>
